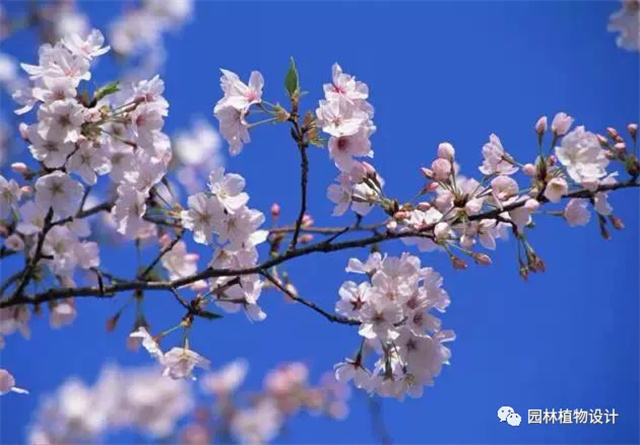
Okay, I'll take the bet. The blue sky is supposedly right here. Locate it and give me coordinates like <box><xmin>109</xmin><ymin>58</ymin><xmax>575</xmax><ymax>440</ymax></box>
<box><xmin>1</xmin><ymin>1</ymin><xmax>639</xmax><ymax>444</ymax></box>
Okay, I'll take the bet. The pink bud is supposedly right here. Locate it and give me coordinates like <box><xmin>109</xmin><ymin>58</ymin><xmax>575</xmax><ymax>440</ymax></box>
<box><xmin>361</xmin><ymin>161</ymin><xmax>377</xmax><ymax>177</ymax></box>
<box><xmin>473</xmin><ymin>253</ymin><xmax>492</xmax><ymax>266</ymax></box>
<box><xmin>0</xmin><ymin>369</ymin><xmax>16</xmax><ymax>394</ymax></box>
<box><xmin>524</xmin><ymin>199</ymin><xmax>540</xmax><ymax>212</ymax></box>
<box><xmin>606</xmin><ymin>127</ymin><xmax>619</xmax><ymax>139</ymax></box>
<box><xmin>18</xmin><ymin>122</ymin><xmax>28</xmax><ymax>140</ymax></box>
<box><xmin>422</xmin><ymin>181</ymin><xmax>439</xmax><ymax>194</ymax></box>
<box><xmin>11</xmin><ymin>162</ymin><xmax>28</xmax><ymax>174</ymax></box>
<box><xmin>158</xmin><ymin>233</ymin><xmax>171</xmax><ymax>248</ymax></box>
<box><xmin>416</xmin><ymin>201</ymin><xmax>432</xmax><ymax>211</ymax></box>
<box><xmin>301</xmin><ymin>214</ymin><xmax>314</xmax><ymax>228</ymax></box>
<box><xmin>270</xmin><ymin>203</ymin><xmax>281</xmax><ymax>218</ymax></box>
<box><xmin>437</xmin><ymin>142</ymin><xmax>455</xmax><ymax>161</ymax></box>
<box><xmin>551</xmin><ymin>112</ymin><xmax>574</xmax><ymax>136</ymax></box>
<box><xmin>386</xmin><ymin>220</ymin><xmax>398</xmax><ymax>231</ymax></box>
<box><xmin>299</xmin><ymin>234</ymin><xmax>314</xmax><ymax>243</ymax></box>
<box><xmin>613</xmin><ymin>142</ymin><xmax>626</xmax><ymax>153</ymax></box>
<box><xmin>20</xmin><ymin>185</ymin><xmax>33</xmax><ymax>196</ymax></box>
<box><xmin>393</xmin><ymin>211</ymin><xmax>409</xmax><ymax>220</ymax></box>
<box><xmin>434</xmin><ymin>222</ymin><xmax>450</xmax><ymax>239</ymax></box>
<box><xmin>431</xmin><ymin>158</ymin><xmax>452</xmax><ymax>181</ymax></box>
<box><xmin>522</xmin><ymin>163</ymin><xmax>536</xmax><ymax>176</ymax></box>
<box><xmin>628</xmin><ymin>123</ymin><xmax>638</xmax><ymax>138</ymax></box>
<box><xmin>451</xmin><ymin>256</ymin><xmax>468</xmax><ymax>270</ymax></box>
<box><xmin>421</xmin><ymin>167</ymin><xmax>434</xmax><ymax>180</ymax></box>
<box><xmin>596</xmin><ymin>134</ymin><xmax>608</xmax><ymax>146</ymax></box>
<box><xmin>535</xmin><ymin>116</ymin><xmax>547</xmax><ymax>134</ymax></box>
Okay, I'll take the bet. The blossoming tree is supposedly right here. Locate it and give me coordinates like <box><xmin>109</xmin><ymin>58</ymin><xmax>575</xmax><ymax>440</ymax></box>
<box><xmin>0</xmin><ymin>1</ymin><xmax>639</xmax><ymax>443</ymax></box>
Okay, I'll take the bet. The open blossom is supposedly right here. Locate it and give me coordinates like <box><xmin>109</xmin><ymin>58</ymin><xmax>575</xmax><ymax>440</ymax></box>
<box><xmin>162</xmin><ymin>348</ymin><xmax>211</xmax><ymax>381</ymax></box>
<box><xmin>201</xmin><ymin>359</ymin><xmax>249</xmax><ymax>395</ymax></box>
<box><xmin>62</xmin><ymin>29</ymin><xmax>110</xmax><ymax>60</ymax></box>
<box><xmin>215</xmin><ymin>105</ymin><xmax>251</xmax><ymax>155</ymax></box>
<box><xmin>316</xmin><ymin>97</ymin><xmax>369</xmax><ymax>138</ymax></box>
<box><xmin>564</xmin><ymin>198</ymin><xmax>591</xmax><ymax>226</ymax></box>
<box><xmin>35</xmin><ymin>171</ymin><xmax>84</xmax><ymax>219</ymax></box>
<box><xmin>555</xmin><ymin>126</ymin><xmax>609</xmax><ymax>185</ymax></box>
<box><xmin>324</xmin><ymin>63</ymin><xmax>369</xmax><ymax>103</ymax></box>
<box><xmin>479</xmin><ymin>134</ymin><xmax>518</xmax><ymax>175</ymax></box>
<box><xmin>66</xmin><ymin>138</ymin><xmax>111</xmax><ymax>185</ymax></box>
<box><xmin>608</xmin><ymin>0</ymin><xmax>640</xmax><ymax>51</ymax></box>
<box><xmin>27</xmin><ymin>124</ymin><xmax>75</xmax><ymax>168</ymax></box>
<box><xmin>327</xmin><ymin>129</ymin><xmax>373</xmax><ymax>172</ymax></box>
<box><xmin>37</xmin><ymin>99</ymin><xmax>85</xmax><ymax>143</ymax></box>
<box><xmin>543</xmin><ymin>177</ymin><xmax>568</xmax><ymax>202</ymax></box>
<box><xmin>111</xmin><ymin>185</ymin><xmax>148</xmax><ymax>238</ymax></box>
<box><xmin>208</xmin><ymin>168</ymin><xmax>249</xmax><ymax>212</ymax></box>
<box><xmin>0</xmin><ymin>175</ymin><xmax>21</xmax><ymax>219</ymax></box>
<box><xmin>216</xmin><ymin>69</ymin><xmax>264</xmax><ymax>112</ymax></box>
<box><xmin>4</xmin><ymin>234</ymin><xmax>25</xmax><ymax>251</ymax></box>
<box><xmin>161</xmin><ymin>240</ymin><xmax>199</xmax><ymax>280</ymax></box>
<box><xmin>181</xmin><ymin>192</ymin><xmax>224</xmax><ymax>244</ymax></box>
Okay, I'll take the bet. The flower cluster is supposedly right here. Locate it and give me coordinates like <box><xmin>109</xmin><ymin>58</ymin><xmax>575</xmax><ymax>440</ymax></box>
<box><xmin>334</xmin><ymin>252</ymin><xmax>454</xmax><ymax>400</ymax></box>
<box><xmin>213</xmin><ymin>69</ymin><xmax>264</xmax><ymax>155</ymax></box>
<box><xmin>317</xmin><ymin>64</ymin><xmax>383</xmax><ymax>217</ymax></box>
<box><xmin>27</xmin><ymin>364</ymin><xmax>193</xmax><ymax>444</ymax></box>
<box><xmin>608</xmin><ymin>0</ymin><xmax>640</xmax><ymax>51</ymax></box>
<box><xmin>181</xmin><ymin>167</ymin><xmax>269</xmax><ymax>321</ymax></box>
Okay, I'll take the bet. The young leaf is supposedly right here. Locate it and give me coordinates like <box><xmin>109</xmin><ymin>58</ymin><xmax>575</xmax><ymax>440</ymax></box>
<box><xmin>285</xmin><ymin>57</ymin><xmax>299</xmax><ymax>97</ymax></box>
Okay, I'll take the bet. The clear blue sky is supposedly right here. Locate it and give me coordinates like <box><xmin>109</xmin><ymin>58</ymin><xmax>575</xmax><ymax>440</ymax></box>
<box><xmin>1</xmin><ymin>1</ymin><xmax>639</xmax><ymax>444</ymax></box>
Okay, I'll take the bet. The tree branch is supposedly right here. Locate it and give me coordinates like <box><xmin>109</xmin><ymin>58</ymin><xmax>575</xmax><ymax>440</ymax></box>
<box><xmin>1</xmin><ymin>180</ymin><xmax>637</xmax><ymax>309</ymax></box>
<box><xmin>288</xmin><ymin>117</ymin><xmax>310</xmax><ymax>251</ymax></box>
<box><xmin>261</xmin><ymin>269</ymin><xmax>360</xmax><ymax>325</ymax></box>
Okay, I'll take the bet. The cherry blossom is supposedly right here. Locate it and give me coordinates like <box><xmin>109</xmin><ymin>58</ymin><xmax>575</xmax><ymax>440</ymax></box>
<box><xmin>35</xmin><ymin>171</ymin><xmax>84</xmax><ymax>219</ymax></box>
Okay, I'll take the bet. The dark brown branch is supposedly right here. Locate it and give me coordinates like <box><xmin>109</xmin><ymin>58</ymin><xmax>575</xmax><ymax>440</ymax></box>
<box><xmin>261</xmin><ymin>270</ymin><xmax>359</xmax><ymax>325</ymax></box>
<box><xmin>288</xmin><ymin>116</ymin><xmax>310</xmax><ymax>252</ymax></box>
<box><xmin>1</xmin><ymin>180</ymin><xmax>637</xmax><ymax>309</ymax></box>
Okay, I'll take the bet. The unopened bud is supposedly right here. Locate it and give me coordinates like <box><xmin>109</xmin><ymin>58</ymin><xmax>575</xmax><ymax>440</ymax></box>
<box><xmin>451</xmin><ymin>256</ymin><xmax>468</xmax><ymax>270</ymax></box>
<box><xmin>596</xmin><ymin>134</ymin><xmax>608</xmax><ymax>146</ymax></box>
<box><xmin>606</xmin><ymin>127</ymin><xmax>619</xmax><ymax>139</ymax></box>
<box><xmin>299</xmin><ymin>234</ymin><xmax>314</xmax><ymax>244</ymax></box>
<box><xmin>361</xmin><ymin>161</ymin><xmax>377</xmax><ymax>178</ymax></box>
<box><xmin>523</xmin><ymin>163</ymin><xmax>536</xmax><ymax>176</ymax></box>
<box><xmin>18</xmin><ymin>122</ymin><xmax>29</xmax><ymax>140</ymax></box>
<box><xmin>519</xmin><ymin>265</ymin><xmax>529</xmax><ymax>281</ymax></box>
<box><xmin>628</xmin><ymin>123</ymin><xmax>638</xmax><ymax>139</ymax></box>
<box><xmin>275</xmin><ymin>106</ymin><xmax>290</xmax><ymax>122</ymax></box>
<box><xmin>434</xmin><ymin>222</ymin><xmax>450</xmax><ymax>239</ymax></box>
<box><xmin>613</xmin><ymin>142</ymin><xmax>626</xmax><ymax>153</ymax></box>
<box><xmin>546</xmin><ymin>155</ymin><xmax>556</xmax><ymax>166</ymax></box>
<box><xmin>393</xmin><ymin>211</ymin><xmax>409</xmax><ymax>220</ymax></box>
<box><xmin>421</xmin><ymin>167</ymin><xmax>434</xmax><ymax>180</ymax></box>
<box><xmin>437</xmin><ymin>142</ymin><xmax>455</xmax><ymax>161</ymax></box>
<box><xmin>416</xmin><ymin>201</ymin><xmax>432</xmax><ymax>211</ymax></box>
<box><xmin>11</xmin><ymin>162</ymin><xmax>28</xmax><ymax>174</ymax></box>
<box><xmin>609</xmin><ymin>215</ymin><xmax>624</xmax><ymax>230</ymax></box>
<box><xmin>421</xmin><ymin>182</ymin><xmax>439</xmax><ymax>194</ymax></box>
<box><xmin>106</xmin><ymin>313</ymin><xmax>121</xmax><ymax>332</ymax></box>
<box><xmin>535</xmin><ymin>116</ymin><xmax>547</xmax><ymax>135</ymax></box>
<box><xmin>386</xmin><ymin>220</ymin><xmax>398</xmax><ymax>231</ymax></box>
<box><xmin>431</xmin><ymin>158</ymin><xmax>452</xmax><ymax>181</ymax></box>
<box><xmin>301</xmin><ymin>214</ymin><xmax>314</xmax><ymax>228</ymax></box>
<box><xmin>158</xmin><ymin>233</ymin><xmax>171</xmax><ymax>249</ymax></box>
<box><xmin>605</xmin><ymin>151</ymin><xmax>617</xmax><ymax>160</ymax></box>
<box><xmin>270</xmin><ymin>203</ymin><xmax>281</xmax><ymax>219</ymax></box>
<box><xmin>472</xmin><ymin>252</ymin><xmax>492</xmax><ymax>266</ymax></box>
<box><xmin>524</xmin><ymin>199</ymin><xmax>540</xmax><ymax>212</ymax></box>
<box><xmin>20</xmin><ymin>185</ymin><xmax>33</xmax><ymax>196</ymax></box>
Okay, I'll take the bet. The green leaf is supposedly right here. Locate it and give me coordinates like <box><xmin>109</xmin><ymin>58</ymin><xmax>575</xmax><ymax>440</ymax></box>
<box><xmin>93</xmin><ymin>81</ymin><xmax>121</xmax><ymax>104</ymax></box>
<box><xmin>284</xmin><ymin>57</ymin><xmax>299</xmax><ymax>97</ymax></box>
<box><xmin>198</xmin><ymin>309</ymin><xmax>224</xmax><ymax>320</ymax></box>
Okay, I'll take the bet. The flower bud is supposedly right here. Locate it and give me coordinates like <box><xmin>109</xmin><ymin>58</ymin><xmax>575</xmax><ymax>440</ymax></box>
<box><xmin>386</xmin><ymin>220</ymin><xmax>398</xmax><ymax>231</ymax></box>
<box><xmin>301</xmin><ymin>214</ymin><xmax>314</xmax><ymax>228</ymax></box>
<box><xmin>546</xmin><ymin>155</ymin><xmax>556</xmax><ymax>166</ymax></box>
<box><xmin>606</xmin><ymin>127</ymin><xmax>619</xmax><ymax>139</ymax></box>
<box><xmin>451</xmin><ymin>256</ymin><xmax>468</xmax><ymax>270</ymax></box>
<box><xmin>421</xmin><ymin>167</ymin><xmax>434</xmax><ymax>180</ymax></box>
<box><xmin>609</xmin><ymin>215</ymin><xmax>624</xmax><ymax>230</ymax></box>
<box><xmin>434</xmin><ymin>222</ymin><xmax>450</xmax><ymax>239</ymax></box>
<box><xmin>361</xmin><ymin>161</ymin><xmax>377</xmax><ymax>178</ymax></box>
<box><xmin>472</xmin><ymin>252</ymin><xmax>492</xmax><ymax>266</ymax></box>
<box><xmin>20</xmin><ymin>185</ymin><xmax>33</xmax><ymax>196</ymax></box>
<box><xmin>421</xmin><ymin>181</ymin><xmax>439</xmax><ymax>194</ymax></box>
<box><xmin>431</xmin><ymin>158</ymin><xmax>452</xmax><ymax>181</ymax></box>
<box><xmin>524</xmin><ymin>199</ymin><xmax>540</xmax><ymax>212</ymax></box>
<box><xmin>4</xmin><ymin>234</ymin><xmax>23</xmax><ymax>251</ymax></box>
<box><xmin>270</xmin><ymin>203</ymin><xmax>281</xmax><ymax>219</ymax></box>
<box><xmin>416</xmin><ymin>201</ymin><xmax>432</xmax><ymax>211</ymax></box>
<box><xmin>437</xmin><ymin>142</ymin><xmax>455</xmax><ymax>161</ymax></box>
<box><xmin>299</xmin><ymin>234</ymin><xmax>314</xmax><ymax>244</ymax></box>
<box><xmin>393</xmin><ymin>211</ymin><xmax>409</xmax><ymax>220</ymax></box>
<box><xmin>158</xmin><ymin>233</ymin><xmax>171</xmax><ymax>249</ymax></box>
<box><xmin>613</xmin><ymin>142</ymin><xmax>626</xmax><ymax>153</ymax></box>
<box><xmin>11</xmin><ymin>162</ymin><xmax>28</xmax><ymax>174</ymax></box>
<box><xmin>535</xmin><ymin>116</ymin><xmax>547</xmax><ymax>135</ymax></box>
<box><xmin>596</xmin><ymin>134</ymin><xmax>608</xmax><ymax>146</ymax></box>
<box><xmin>628</xmin><ymin>123</ymin><xmax>638</xmax><ymax>139</ymax></box>
<box><xmin>18</xmin><ymin>122</ymin><xmax>29</xmax><ymax>140</ymax></box>
<box><xmin>522</xmin><ymin>163</ymin><xmax>536</xmax><ymax>176</ymax></box>
<box><xmin>551</xmin><ymin>112</ymin><xmax>574</xmax><ymax>136</ymax></box>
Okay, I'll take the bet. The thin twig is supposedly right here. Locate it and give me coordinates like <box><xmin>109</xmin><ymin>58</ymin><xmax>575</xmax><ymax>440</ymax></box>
<box><xmin>261</xmin><ymin>270</ymin><xmax>359</xmax><ymax>325</ymax></box>
<box><xmin>288</xmin><ymin>118</ymin><xmax>310</xmax><ymax>251</ymax></box>
<box><xmin>138</xmin><ymin>232</ymin><xmax>183</xmax><ymax>280</ymax></box>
